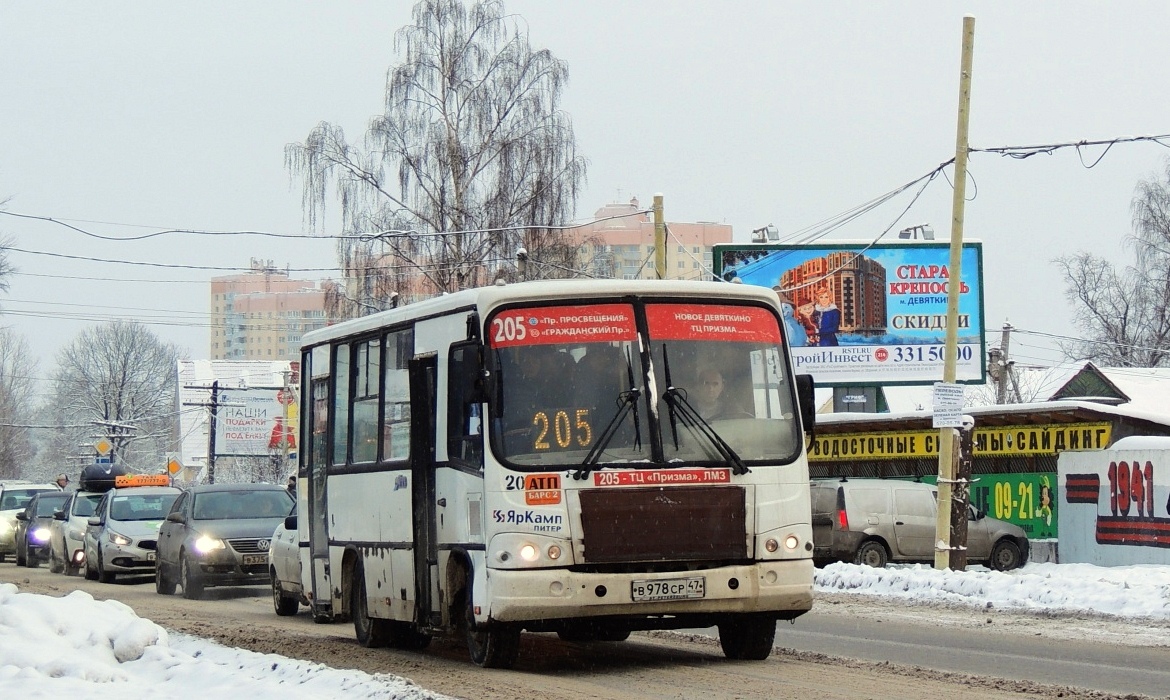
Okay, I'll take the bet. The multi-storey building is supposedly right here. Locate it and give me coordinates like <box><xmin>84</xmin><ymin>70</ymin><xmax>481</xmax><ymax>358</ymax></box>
<box><xmin>209</xmin><ymin>259</ymin><xmax>328</xmax><ymax>360</ymax></box>
<box><xmin>779</xmin><ymin>252</ymin><xmax>887</xmax><ymax>336</ymax></box>
<box><xmin>572</xmin><ymin>198</ymin><xmax>733</xmax><ymax>280</ymax></box>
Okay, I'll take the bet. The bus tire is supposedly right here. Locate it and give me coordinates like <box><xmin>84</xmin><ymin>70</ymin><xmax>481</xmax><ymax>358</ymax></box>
<box><xmin>718</xmin><ymin>614</ymin><xmax>776</xmax><ymax>660</ymax></box>
<box><xmin>462</xmin><ymin>577</ymin><xmax>520</xmax><ymax>668</ymax></box>
<box><xmin>351</xmin><ymin>560</ymin><xmax>390</xmax><ymax>648</ymax></box>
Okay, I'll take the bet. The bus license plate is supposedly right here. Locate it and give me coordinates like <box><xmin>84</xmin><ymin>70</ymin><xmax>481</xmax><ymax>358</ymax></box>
<box><xmin>631</xmin><ymin>576</ymin><xmax>705</xmax><ymax>602</ymax></box>
<box><xmin>242</xmin><ymin>554</ymin><xmax>267</xmax><ymax>565</ymax></box>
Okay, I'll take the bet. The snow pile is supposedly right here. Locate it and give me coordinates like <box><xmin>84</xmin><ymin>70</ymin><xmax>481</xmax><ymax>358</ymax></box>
<box><xmin>815</xmin><ymin>562</ymin><xmax>1170</xmax><ymax>619</ymax></box>
<box><xmin>0</xmin><ymin>583</ymin><xmax>447</xmax><ymax>700</ymax></box>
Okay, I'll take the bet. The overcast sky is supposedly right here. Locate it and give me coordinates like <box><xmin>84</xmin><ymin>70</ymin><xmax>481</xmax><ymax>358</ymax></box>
<box><xmin>3</xmin><ymin>2</ymin><xmax>1169</xmax><ymax>392</ymax></box>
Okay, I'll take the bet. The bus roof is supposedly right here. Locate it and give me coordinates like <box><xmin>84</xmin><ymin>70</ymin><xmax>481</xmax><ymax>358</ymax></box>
<box><xmin>300</xmin><ymin>278</ymin><xmax>780</xmax><ymax>348</ymax></box>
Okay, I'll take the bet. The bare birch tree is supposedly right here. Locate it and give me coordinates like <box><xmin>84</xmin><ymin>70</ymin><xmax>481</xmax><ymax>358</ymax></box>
<box><xmin>287</xmin><ymin>0</ymin><xmax>588</xmax><ymax>319</ymax></box>
<box><xmin>1056</xmin><ymin>160</ymin><xmax>1170</xmax><ymax>367</ymax></box>
<box><xmin>0</xmin><ymin>329</ymin><xmax>37</xmax><ymax>479</ymax></box>
<box><xmin>48</xmin><ymin>321</ymin><xmax>183</xmax><ymax>472</ymax></box>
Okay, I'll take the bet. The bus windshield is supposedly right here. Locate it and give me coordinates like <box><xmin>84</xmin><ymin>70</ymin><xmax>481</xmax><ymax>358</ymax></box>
<box><xmin>488</xmin><ymin>300</ymin><xmax>801</xmax><ymax>470</ymax></box>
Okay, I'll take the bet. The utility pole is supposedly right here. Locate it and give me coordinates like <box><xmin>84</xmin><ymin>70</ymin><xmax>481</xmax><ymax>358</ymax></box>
<box><xmin>935</xmin><ymin>15</ymin><xmax>976</xmax><ymax>571</ymax></box>
<box><xmin>183</xmin><ymin>380</ymin><xmax>221</xmax><ymax>484</ymax></box>
<box><xmin>949</xmin><ymin>420</ymin><xmax>975</xmax><ymax>570</ymax></box>
<box><xmin>653</xmin><ymin>193</ymin><xmax>666</xmax><ymax>280</ymax></box>
<box><xmin>988</xmin><ymin>323</ymin><xmax>1018</xmax><ymax>404</ymax></box>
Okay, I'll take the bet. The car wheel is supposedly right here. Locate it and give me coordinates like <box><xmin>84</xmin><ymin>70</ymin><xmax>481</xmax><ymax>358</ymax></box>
<box><xmin>49</xmin><ymin>544</ymin><xmax>64</xmax><ymax>574</ymax></box>
<box><xmin>180</xmin><ymin>553</ymin><xmax>204</xmax><ymax>600</ymax></box>
<box><xmin>271</xmin><ymin>569</ymin><xmax>299</xmax><ymax>616</ymax></box>
<box><xmin>84</xmin><ymin>549</ymin><xmax>98</xmax><ymax>580</ymax></box>
<box><xmin>351</xmin><ymin>559</ymin><xmax>390</xmax><ymax>647</ymax></box>
<box><xmin>462</xmin><ymin>574</ymin><xmax>521</xmax><ymax>668</ymax></box>
<box><xmin>990</xmin><ymin>539</ymin><xmax>1023</xmax><ymax>571</ymax></box>
<box><xmin>156</xmin><ymin>560</ymin><xmax>177</xmax><ymax>595</ymax></box>
<box><xmin>15</xmin><ymin>540</ymin><xmax>26</xmax><ymax>567</ymax></box>
<box><xmin>0</xmin><ymin>553</ymin><xmax>6</xmax><ymax>563</ymax></box>
<box><xmin>718</xmin><ymin>614</ymin><xmax>777</xmax><ymax>660</ymax></box>
<box><xmin>24</xmin><ymin>540</ymin><xmax>39</xmax><ymax>568</ymax></box>
<box><xmin>97</xmin><ymin>549</ymin><xmax>115</xmax><ymax>583</ymax></box>
<box><xmin>854</xmin><ymin>540</ymin><xmax>889</xmax><ymax>568</ymax></box>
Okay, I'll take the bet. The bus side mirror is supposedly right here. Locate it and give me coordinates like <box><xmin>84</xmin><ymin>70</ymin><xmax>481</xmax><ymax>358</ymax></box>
<box><xmin>795</xmin><ymin>374</ymin><xmax>816</xmax><ymax>434</ymax></box>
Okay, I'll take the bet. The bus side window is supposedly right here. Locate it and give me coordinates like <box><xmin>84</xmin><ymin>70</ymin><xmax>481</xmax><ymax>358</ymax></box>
<box><xmin>448</xmin><ymin>341</ymin><xmax>484</xmax><ymax>468</ymax></box>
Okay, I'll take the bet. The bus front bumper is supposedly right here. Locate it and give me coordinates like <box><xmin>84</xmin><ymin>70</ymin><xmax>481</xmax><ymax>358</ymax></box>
<box><xmin>486</xmin><ymin>559</ymin><xmax>814</xmax><ymax>624</ymax></box>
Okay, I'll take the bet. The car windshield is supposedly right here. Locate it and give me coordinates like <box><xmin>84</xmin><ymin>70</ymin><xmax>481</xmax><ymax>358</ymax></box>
<box><xmin>488</xmin><ymin>300</ymin><xmax>800</xmax><ymax>470</ymax></box>
<box><xmin>1</xmin><ymin>488</ymin><xmax>54</xmax><ymax>511</ymax></box>
<box><xmin>109</xmin><ymin>493</ymin><xmax>178</xmax><ymax>521</ymax></box>
<box><xmin>192</xmin><ymin>490</ymin><xmax>293</xmax><ymax>520</ymax></box>
<box><xmin>33</xmin><ymin>494</ymin><xmax>69</xmax><ymax>517</ymax></box>
<box><xmin>71</xmin><ymin>493</ymin><xmax>103</xmax><ymax>517</ymax></box>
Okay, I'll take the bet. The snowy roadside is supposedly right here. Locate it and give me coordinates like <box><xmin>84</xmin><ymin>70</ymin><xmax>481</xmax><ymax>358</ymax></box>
<box><xmin>0</xmin><ymin>583</ymin><xmax>450</xmax><ymax>700</ymax></box>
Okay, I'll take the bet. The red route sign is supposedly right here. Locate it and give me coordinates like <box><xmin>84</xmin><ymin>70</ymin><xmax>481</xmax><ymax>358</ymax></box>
<box><xmin>489</xmin><ymin>304</ymin><xmax>636</xmax><ymax>348</ymax></box>
<box><xmin>645</xmin><ymin>303</ymin><xmax>781</xmax><ymax>343</ymax></box>
<box><xmin>593</xmin><ymin>468</ymin><xmax>731</xmax><ymax>487</ymax></box>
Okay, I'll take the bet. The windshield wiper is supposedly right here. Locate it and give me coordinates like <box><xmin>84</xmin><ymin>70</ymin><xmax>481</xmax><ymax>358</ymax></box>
<box><xmin>661</xmin><ymin>345</ymin><xmax>749</xmax><ymax>475</ymax></box>
<box><xmin>573</xmin><ymin>349</ymin><xmax>643</xmax><ymax>480</ymax></box>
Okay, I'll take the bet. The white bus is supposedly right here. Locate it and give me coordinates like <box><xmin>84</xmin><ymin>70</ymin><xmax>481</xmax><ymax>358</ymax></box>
<box><xmin>292</xmin><ymin>279</ymin><xmax>817</xmax><ymax>668</ymax></box>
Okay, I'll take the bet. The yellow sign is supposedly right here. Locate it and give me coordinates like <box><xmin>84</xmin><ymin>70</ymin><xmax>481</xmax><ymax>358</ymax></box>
<box><xmin>166</xmin><ymin>458</ymin><xmax>183</xmax><ymax>475</ymax></box>
<box><xmin>114</xmin><ymin>474</ymin><xmax>171</xmax><ymax>488</ymax></box>
<box><xmin>808</xmin><ymin>422</ymin><xmax>1112</xmax><ymax>462</ymax></box>
<box><xmin>95</xmin><ymin>439</ymin><xmax>112</xmax><ymax>456</ymax></box>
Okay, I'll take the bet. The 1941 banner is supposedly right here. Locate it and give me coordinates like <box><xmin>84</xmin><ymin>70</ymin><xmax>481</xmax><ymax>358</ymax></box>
<box><xmin>714</xmin><ymin>241</ymin><xmax>985</xmax><ymax>386</ymax></box>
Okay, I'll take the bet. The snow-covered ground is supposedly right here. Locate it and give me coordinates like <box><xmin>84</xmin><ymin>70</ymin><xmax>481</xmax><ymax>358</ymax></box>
<box><xmin>2</xmin><ymin>562</ymin><xmax>1167</xmax><ymax>698</ymax></box>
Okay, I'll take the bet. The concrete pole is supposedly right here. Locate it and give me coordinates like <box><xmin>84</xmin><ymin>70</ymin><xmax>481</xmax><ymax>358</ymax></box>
<box><xmin>653</xmin><ymin>193</ymin><xmax>666</xmax><ymax>280</ymax></box>
<box><xmin>935</xmin><ymin>15</ymin><xmax>976</xmax><ymax>571</ymax></box>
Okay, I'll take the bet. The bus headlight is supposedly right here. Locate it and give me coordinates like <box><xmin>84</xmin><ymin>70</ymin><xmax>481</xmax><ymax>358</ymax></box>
<box><xmin>764</xmin><ymin>538</ymin><xmax>779</xmax><ymax>553</ymax></box>
<box><xmin>490</xmin><ymin>533</ymin><xmax>573</xmax><ymax>569</ymax></box>
<box><xmin>784</xmin><ymin>534</ymin><xmax>800</xmax><ymax>551</ymax></box>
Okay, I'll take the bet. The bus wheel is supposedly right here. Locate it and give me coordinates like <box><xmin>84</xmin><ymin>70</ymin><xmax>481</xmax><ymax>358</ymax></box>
<box><xmin>718</xmin><ymin>614</ymin><xmax>776</xmax><ymax>660</ymax></box>
<box><xmin>351</xmin><ymin>560</ymin><xmax>390</xmax><ymax>648</ymax></box>
<box><xmin>462</xmin><ymin>577</ymin><xmax>520</xmax><ymax>668</ymax></box>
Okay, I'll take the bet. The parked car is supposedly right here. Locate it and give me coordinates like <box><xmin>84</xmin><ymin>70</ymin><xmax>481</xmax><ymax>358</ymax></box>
<box><xmin>156</xmin><ymin>483</ymin><xmax>295</xmax><ymax>600</ymax></box>
<box><xmin>84</xmin><ymin>484</ymin><xmax>180</xmax><ymax>583</ymax></box>
<box><xmin>810</xmin><ymin>477</ymin><xmax>1030</xmax><ymax>571</ymax></box>
<box><xmin>48</xmin><ymin>490</ymin><xmax>104</xmax><ymax>575</ymax></box>
<box><xmin>0</xmin><ymin>482</ymin><xmax>57</xmax><ymax>563</ymax></box>
<box><xmin>13</xmin><ymin>491</ymin><xmax>70</xmax><ymax>567</ymax></box>
<box><xmin>268</xmin><ymin>513</ymin><xmax>307</xmax><ymax>616</ymax></box>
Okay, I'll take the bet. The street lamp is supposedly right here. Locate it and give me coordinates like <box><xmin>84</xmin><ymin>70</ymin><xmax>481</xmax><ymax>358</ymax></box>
<box><xmin>898</xmin><ymin>224</ymin><xmax>935</xmax><ymax>240</ymax></box>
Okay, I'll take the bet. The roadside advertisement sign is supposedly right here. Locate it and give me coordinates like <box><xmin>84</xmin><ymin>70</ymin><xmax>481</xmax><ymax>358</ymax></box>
<box><xmin>215</xmin><ymin>388</ymin><xmax>299</xmax><ymax>457</ymax></box>
<box><xmin>714</xmin><ymin>241</ymin><xmax>985</xmax><ymax>386</ymax></box>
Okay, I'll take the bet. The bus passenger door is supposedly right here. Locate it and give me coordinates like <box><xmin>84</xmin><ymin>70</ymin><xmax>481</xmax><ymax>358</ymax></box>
<box><xmin>409</xmin><ymin>354</ymin><xmax>440</xmax><ymax>627</ymax></box>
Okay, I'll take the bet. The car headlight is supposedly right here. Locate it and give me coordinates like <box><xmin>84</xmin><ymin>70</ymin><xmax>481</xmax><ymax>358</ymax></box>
<box><xmin>0</xmin><ymin>519</ymin><xmax>11</xmax><ymax>534</ymax></box>
<box><xmin>194</xmin><ymin>536</ymin><xmax>225</xmax><ymax>553</ymax></box>
<box><xmin>108</xmin><ymin>531</ymin><xmax>132</xmax><ymax>546</ymax></box>
<box><xmin>32</xmin><ymin>527</ymin><xmax>52</xmax><ymax>543</ymax></box>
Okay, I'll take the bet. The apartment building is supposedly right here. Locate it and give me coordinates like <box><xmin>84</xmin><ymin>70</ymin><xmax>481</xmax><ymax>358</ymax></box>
<box><xmin>572</xmin><ymin>197</ymin><xmax>732</xmax><ymax>280</ymax></box>
<box><xmin>209</xmin><ymin>260</ymin><xmax>328</xmax><ymax>360</ymax></box>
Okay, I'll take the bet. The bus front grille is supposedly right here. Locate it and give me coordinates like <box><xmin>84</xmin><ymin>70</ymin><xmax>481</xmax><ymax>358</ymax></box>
<box><xmin>579</xmin><ymin>486</ymin><xmax>746</xmax><ymax>563</ymax></box>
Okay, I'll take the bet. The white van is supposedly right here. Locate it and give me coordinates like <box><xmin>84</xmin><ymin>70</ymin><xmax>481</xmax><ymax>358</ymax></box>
<box><xmin>810</xmin><ymin>478</ymin><xmax>1029</xmax><ymax>570</ymax></box>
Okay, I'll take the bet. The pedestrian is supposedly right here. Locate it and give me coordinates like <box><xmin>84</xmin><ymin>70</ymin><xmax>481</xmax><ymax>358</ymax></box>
<box><xmin>287</xmin><ymin>475</ymin><xmax>297</xmax><ymax>496</ymax></box>
<box><xmin>54</xmin><ymin>473</ymin><xmax>70</xmax><ymax>491</ymax></box>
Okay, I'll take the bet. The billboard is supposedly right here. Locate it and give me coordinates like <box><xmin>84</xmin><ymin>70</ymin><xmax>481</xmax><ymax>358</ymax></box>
<box><xmin>216</xmin><ymin>388</ymin><xmax>299</xmax><ymax>457</ymax></box>
<box><xmin>715</xmin><ymin>241</ymin><xmax>985</xmax><ymax>386</ymax></box>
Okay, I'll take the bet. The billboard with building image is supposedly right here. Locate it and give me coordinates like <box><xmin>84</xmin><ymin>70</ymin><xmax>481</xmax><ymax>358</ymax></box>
<box><xmin>714</xmin><ymin>241</ymin><xmax>985</xmax><ymax>386</ymax></box>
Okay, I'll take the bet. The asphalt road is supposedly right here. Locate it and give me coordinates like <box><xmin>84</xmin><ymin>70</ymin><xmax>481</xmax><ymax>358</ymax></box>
<box><xmin>3</xmin><ymin>563</ymin><xmax>1167</xmax><ymax>700</ymax></box>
